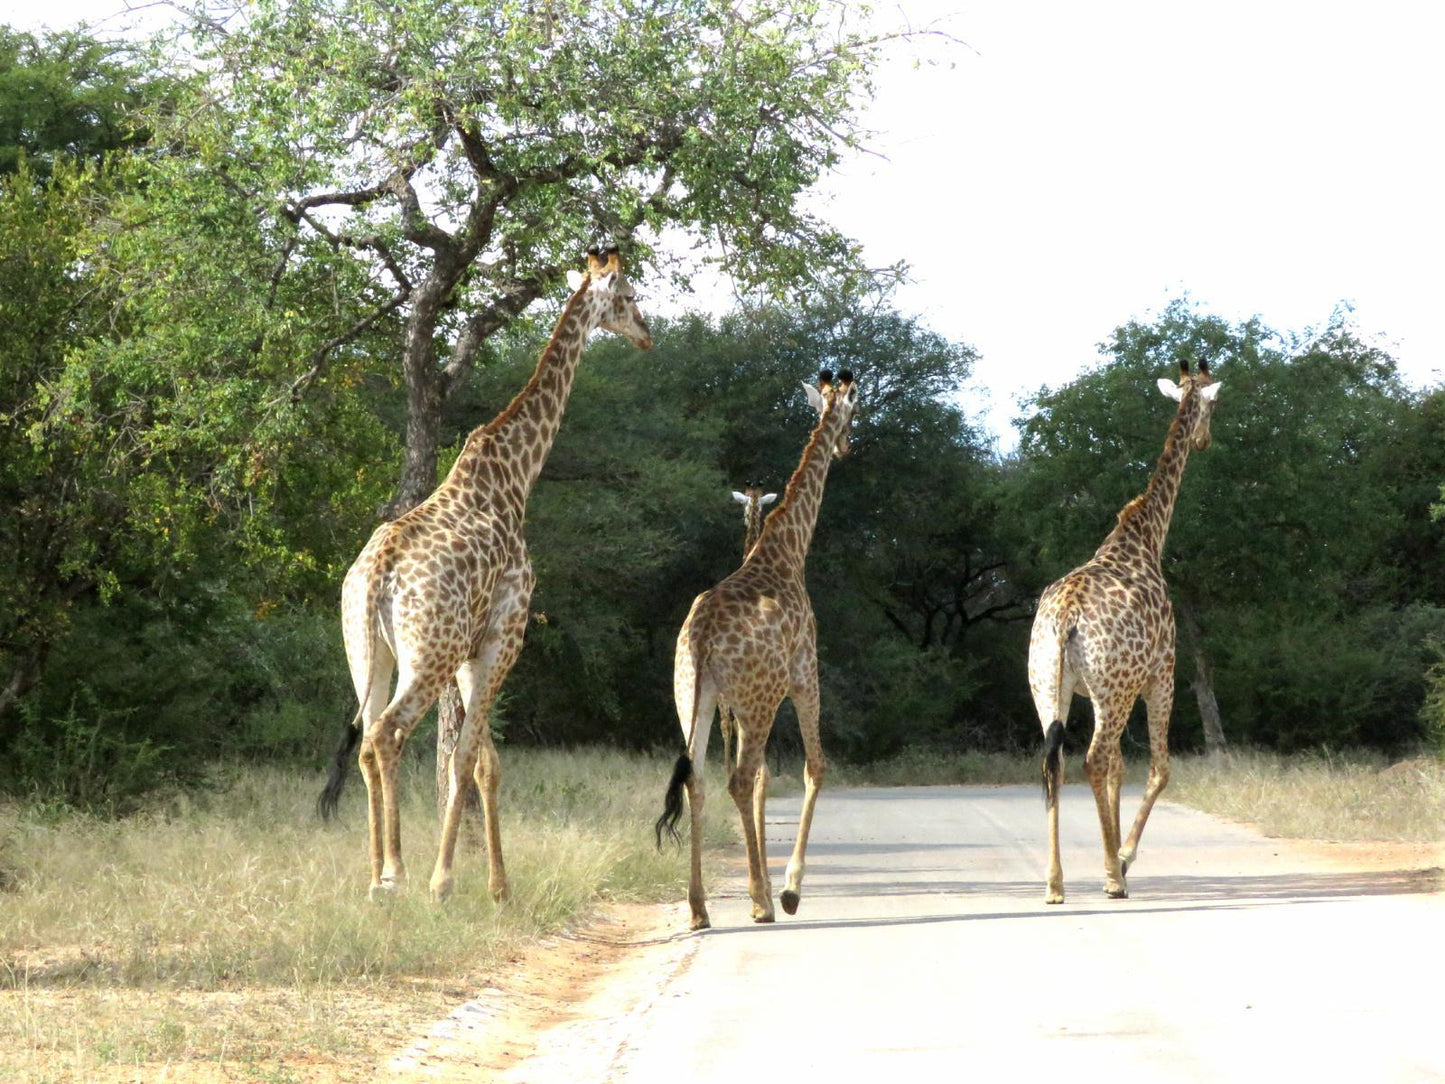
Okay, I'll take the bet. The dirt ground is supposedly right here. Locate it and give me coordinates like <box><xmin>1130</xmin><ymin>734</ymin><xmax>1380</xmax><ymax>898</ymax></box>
<box><xmin>381</xmin><ymin>899</ymin><xmax>700</xmax><ymax>1084</ymax></box>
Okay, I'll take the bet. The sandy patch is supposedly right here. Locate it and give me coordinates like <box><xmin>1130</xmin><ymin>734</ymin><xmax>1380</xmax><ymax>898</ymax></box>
<box><xmin>383</xmin><ymin>900</ymin><xmax>700</xmax><ymax>1083</ymax></box>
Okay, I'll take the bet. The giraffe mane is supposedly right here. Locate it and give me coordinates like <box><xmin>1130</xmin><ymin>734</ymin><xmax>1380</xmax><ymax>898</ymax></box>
<box><xmin>473</xmin><ymin>281</ymin><xmax>589</xmax><ymax>445</ymax></box>
<box><xmin>1114</xmin><ymin>387</ymin><xmax>1196</xmax><ymax>529</ymax></box>
<box><xmin>757</xmin><ymin>395</ymin><xmax>835</xmax><ymax>539</ymax></box>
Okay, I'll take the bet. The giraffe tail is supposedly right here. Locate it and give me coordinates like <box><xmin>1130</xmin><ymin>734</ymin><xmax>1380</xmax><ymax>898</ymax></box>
<box><xmin>1038</xmin><ymin>608</ymin><xmax>1078</xmax><ymax>807</ymax></box>
<box><xmin>1042</xmin><ymin>720</ymin><xmax>1065</xmax><ymax>807</ymax></box>
<box><xmin>655</xmin><ymin>754</ymin><xmax>692</xmax><ymax>848</ymax></box>
<box><xmin>317</xmin><ymin>706</ymin><xmax>364</xmax><ymax>821</ymax></box>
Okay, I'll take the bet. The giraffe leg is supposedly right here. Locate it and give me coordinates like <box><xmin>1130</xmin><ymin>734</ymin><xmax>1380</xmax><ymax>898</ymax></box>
<box><xmin>1042</xmin><ymin>721</ymin><xmax>1066</xmax><ymax>904</ymax></box>
<box><xmin>1083</xmin><ymin>703</ymin><xmax>1129</xmax><ymax>899</ymax></box>
<box><xmin>431</xmin><ymin>664</ymin><xmax>485</xmax><ymax>903</ymax></box>
<box><xmin>729</xmin><ymin>718</ymin><xmax>775</xmax><ymax>923</ymax></box>
<box><xmin>720</xmin><ymin>710</ymin><xmax>735</xmax><ymax>774</ymax></box>
<box><xmin>685</xmin><ymin>763</ymin><xmax>709</xmax><ymax>930</ymax></box>
<box><xmin>433</xmin><ymin>583</ymin><xmax>530</xmax><ymax>903</ymax></box>
<box><xmin>751</xmin><ymin>758</ymin><xmax>770</xmax><ymax>895</ymax></box>
<box><xmin>781</xmin><ymin>651</ymin><xmax>824</xmax><ymax>915</ymax></box>
<box><xmin>363</xmin><ymin>678</ymin><xmax>431</xmax><ymax>901</ymax></box>
<box><xmin>1121</xmin><ymin>669</ymin><xmax>1173</xmax><ymax>874</ymax></box>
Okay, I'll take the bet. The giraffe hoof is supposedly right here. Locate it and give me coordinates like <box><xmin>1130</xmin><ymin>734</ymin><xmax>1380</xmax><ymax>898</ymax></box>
<box><xmin>689</xmin><ymin>915</ymin><xmax>712</xmax><ymax>932</ymax></box>
<box><xmin>1106</xmin><ymin>883</ymin><xmax>1129</xmax><ymax>899</ymax></box>
<box><xmin>369</xmin><ymin>880</ymin><xmax>402</xmax><ymax>904</ymax></box>
<box><xmin>751</xmin><ymin>907</ymin><xmax>776</xmax><ymax>924</ymax></box>
<box><xmin>429</xmin><ymin>875</ymin><xmax>454</xmax><ymax>903</ymax></box>
<box><xmin>780</xmin><ymin>889</ymin><xmax>800</xmax><ymax>915</ymax></box>
<box><xmin>489</xmin><ymin>880</ymin><xmax>510</xmax><ymax>904</ymax></box>
<box><xmin>1046</xmin><ymin>890</ymin><xmax>1065</xmax><ymax>905</ymax></box>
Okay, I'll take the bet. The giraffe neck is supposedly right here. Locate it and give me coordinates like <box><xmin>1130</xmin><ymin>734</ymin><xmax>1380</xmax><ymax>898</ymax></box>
<box><xmin>1099</xmin><ymin>392</ymin><xmax>1202</xmax><ymax>564</ymax></box>
<box><xmin>444</xmin><ymin>285</ymin><xmax>597</xmax><ymax>497</ymax></box>
<box><xmin>749</xmin><ymin>412</ymin><xmax>842</xmax><ymax>572</ymax></box>
<box><xmin>743</xmin><ymin>499</ymin><xmax>763</xmax><ymax>555</ymax></box>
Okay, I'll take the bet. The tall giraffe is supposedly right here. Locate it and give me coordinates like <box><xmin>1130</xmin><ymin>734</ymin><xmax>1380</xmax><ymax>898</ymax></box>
<box><xmin>329</xmin><ymin>246</ymin><xmax>651</xmax><ymax>903</ymax></box>
<box><xmin>657</xmin><ymin>370</ymin><xmax>860</xmax><ymax>930</ymax></box>
<box><xmin>1028</xmin><ymin>357</ymin><xmax>1221</xmax><ymax>904</ymax></box>
<box><xmin>718</xmin><ymin>481</ymin><xmax>777</xmax><ymax>770</ymax></box>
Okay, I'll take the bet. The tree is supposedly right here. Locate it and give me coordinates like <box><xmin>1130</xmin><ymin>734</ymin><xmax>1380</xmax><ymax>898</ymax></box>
<box><xmin>0</xmin><ymin>26</ymin><xmax>161</xmax><ymax>178</ymax></box>
<box><xmin>147</xmin><ymin>0</ymin><xmax>930</xmax><ymax>793</ymax></box>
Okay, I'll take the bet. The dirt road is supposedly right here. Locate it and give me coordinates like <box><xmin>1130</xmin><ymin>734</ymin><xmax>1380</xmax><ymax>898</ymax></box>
<box><xmin>390</xmin><ymin>784</ymin><xmax>1444</xmax><ymax>1083</ymax></box>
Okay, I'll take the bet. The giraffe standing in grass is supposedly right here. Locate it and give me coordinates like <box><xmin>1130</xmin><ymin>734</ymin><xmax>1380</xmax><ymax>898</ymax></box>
<box><xmin>657</xmin><ymin>370</ymin><xmax>859</xmax><ymax>930</ymax></box>
<box><xmin>718</xmin><ymin>481</ymin><xmax>777</xmax><ymax>770</ymax></box>
<box><xmin>323</xmin><ymin>246</ymin><xmax>652</xmax><ymax>902</ymax></box>
<box><xmin>1028</xmin><ymin>357</ymin><xmax>1221</xmax><ymax>904</ymax></box>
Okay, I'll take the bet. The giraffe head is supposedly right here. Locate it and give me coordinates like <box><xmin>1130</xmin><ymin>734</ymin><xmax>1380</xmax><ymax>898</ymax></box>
<box><xmin>1156</xmin><ymin>357</ymin><xmax>1222</xmax><ymax>451</ymax></box>
<box><xmin>801</xmin><ymin>369</ymin><xmax>860</xmax><ymax>458</ymax></box>
<box><xmin>731</xmin><ymin>481</ymin><xmax>778</xmax><ymax>511</ymax></box>
<box><xmin>565</xmin><ymin>245</ymin><xmax>653</xmax><ymax>349</ymax></box>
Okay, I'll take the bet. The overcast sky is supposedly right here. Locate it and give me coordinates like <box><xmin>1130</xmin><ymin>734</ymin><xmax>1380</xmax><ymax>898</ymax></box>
<box><xmin>822</xmin><ymin>1</ymin><xmax>1445</xmax><ymax>445</ymax></box>
<box><xmin>13</xmin><ymin>0</ymin><xmax>1444</xmax><ymax>447</ymax></box>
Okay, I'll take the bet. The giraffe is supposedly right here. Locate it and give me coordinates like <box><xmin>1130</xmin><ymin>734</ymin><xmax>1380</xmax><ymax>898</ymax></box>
<box><xmin>656</xmin><ymin>370</ymin><xmax>860</xmax><ymax>930</ymax></box>
<box><xmin>1028</xmin><ymin>357</ymin><xmax>1222</xmax><ymax>904</ymax></box>
<box><xmin>718</xmin><ymin>481</ymin><xmax>777</xmax><ymax>770</ymax></box>
<box><xmin>328</xmin><ymin>246</ymin><xmax>651</xmax><ymax>903</ymax></box>
<box><xmin>732</xmin><ymin>480</ymin><xmax>778</xmax><ymax>557</ymax></box>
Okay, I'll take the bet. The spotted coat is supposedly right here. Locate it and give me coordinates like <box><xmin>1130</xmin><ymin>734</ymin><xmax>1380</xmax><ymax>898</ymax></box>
<box><xmin>341</xmin><ymin>247</ymin><xmax>652</xmax><ymax>904</ymax></box>
<box><xmin>1028</xmin><ymin>361</ymin><xmax>1222</xmax><ymax>904</ymax></box>
<box><xmin>666</xmin><ymin>371</ymin><xmax>859</xmax><ymax>930</ymax></box>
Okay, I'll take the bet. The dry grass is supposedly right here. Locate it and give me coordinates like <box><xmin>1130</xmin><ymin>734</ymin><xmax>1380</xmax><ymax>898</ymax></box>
<box><xmin>820</xmin><ymin>745</ymin><xmax>1445</xmax><ymax>844</ymax></box>
<box><xmin>1168</xmin><ymin>748</ymin><xmax>1445</xmax><ymax>843</ymax></box>
<box><xmin>0</xmin><ymin>747</ymin><xmax>732</xmax><ymax>1083</ymax></box>
<box><xmin>3</xmin><ymin>743</ymin><xmax>1439</xmax><ymax>1081</ymax></box>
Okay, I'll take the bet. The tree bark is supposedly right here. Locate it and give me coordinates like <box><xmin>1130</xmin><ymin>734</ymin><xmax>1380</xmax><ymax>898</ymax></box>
<box><xmin>1177</xmin><ymin>598</ymin><xmax>1228</xmax><ymax>755</ymax></box>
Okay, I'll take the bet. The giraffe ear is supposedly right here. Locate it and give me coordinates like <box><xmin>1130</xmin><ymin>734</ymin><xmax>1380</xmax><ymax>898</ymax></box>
<box><xmin>761</xmin><ymin>493</ymin><xmax>778</xmax><ymax>505</ymax></box>
<box><xmin>731</xmin><ymin>491</ymin><xmax>749</xmax><ymax>504</ymax></box>
<box><xmin>565</xmin><ymin>269</ymin><xmax>585</xmax><ymax>291</ymax></box>
<box><xmin>1199</xmin><ymin>382</ymin><xmax>1222</xmax><ymax>401</ymax></box>
<box><xmin>1157</xmin><ymin>378</ymin><xmax>1184</xmax><ymax>402</ymax></box>
<box><xmin>803</xmin><ymin>382</ymin><xmax>827</xmax><ymax>413</ymax></box>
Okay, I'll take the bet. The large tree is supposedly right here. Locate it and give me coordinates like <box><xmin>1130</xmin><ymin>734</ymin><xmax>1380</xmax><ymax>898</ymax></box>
<box><xmin>143</xmin><ymin>0</ymin><xmax>931</xmax><ymax>797</ymax></box>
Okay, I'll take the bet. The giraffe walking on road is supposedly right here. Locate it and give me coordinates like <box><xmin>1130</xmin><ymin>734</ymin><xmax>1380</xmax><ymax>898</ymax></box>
<box><xmin>657</xmin><ymin>370</ymin><xmax>860</xmax><ymax>930</ymax></box>
<box><xmin>322</xmin><ymin>246</ymin><xmax>652</xmax><ymax>903</ymax></box>
<box><xmin>1028</xmin><ymin>357</ymin><xmax>1222</xmax><ymax>904</ymax></box>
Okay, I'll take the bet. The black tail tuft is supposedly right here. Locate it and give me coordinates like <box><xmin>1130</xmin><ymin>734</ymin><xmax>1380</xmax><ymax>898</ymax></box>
<box><xmin>317</xmin><ymin>714</ymin><xmax>363</xmax><ymax>821</ymax></box>
<box><xmin>654</xmin><ymin>753</ymin><xmax>693</xmax><ymax>849</ymax></box>
<box><xmin>1041</xmin><ymin>720</ymin><xmax>1065</xmax><ymax>807</ymax></box>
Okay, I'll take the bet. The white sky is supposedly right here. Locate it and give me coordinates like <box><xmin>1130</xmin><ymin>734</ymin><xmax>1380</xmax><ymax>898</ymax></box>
<box><xmin>824</xmin><ymin>1</ymin><xmax>1445</xmax><ymax>445</ymax></box>
<box><xmin>13</xmin><ymin>0</ymin><xmax>1444</xmax><ymax>447</ymax></box>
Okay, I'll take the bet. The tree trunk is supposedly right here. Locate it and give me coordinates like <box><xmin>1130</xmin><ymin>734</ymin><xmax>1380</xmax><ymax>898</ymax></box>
<box><xmin>1177</xmin><ymin>599</ymin><xmax>1228</xmax><ymax>755</ymax></box>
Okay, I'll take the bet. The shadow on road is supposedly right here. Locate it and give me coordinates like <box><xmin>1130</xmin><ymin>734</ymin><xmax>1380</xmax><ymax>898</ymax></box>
<box><xmin>701</xmin><ymin>866</ymin><xmax>1441</xmax><ymax>937</ymax></box>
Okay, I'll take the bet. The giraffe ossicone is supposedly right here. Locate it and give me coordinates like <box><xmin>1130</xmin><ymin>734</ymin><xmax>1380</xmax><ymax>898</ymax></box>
<box><xmin>657</xmin><ymin>368</ymin><xmax>860</xmax><ymax>930</ymax></box>
<box><xmin>324</xmin><ymin>245</ymin><xmax>651</xmax><ymax>904</ymax></box>
<box><xmin>1027</xmin><ymin>356</ymin><xmax>1222</xmax><ymax>904</ymax></box>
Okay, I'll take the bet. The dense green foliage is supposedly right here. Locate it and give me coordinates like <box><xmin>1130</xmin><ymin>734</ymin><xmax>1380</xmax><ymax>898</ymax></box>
<box><xmin>0</xmin><ymin>27</ymin><xmax>161</xmax><ymax>178</ymax></box>
<box><xmin>0</xmin><ymin>15</ymin><xmax>1441</xmax><ymax>809</ymax></box>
